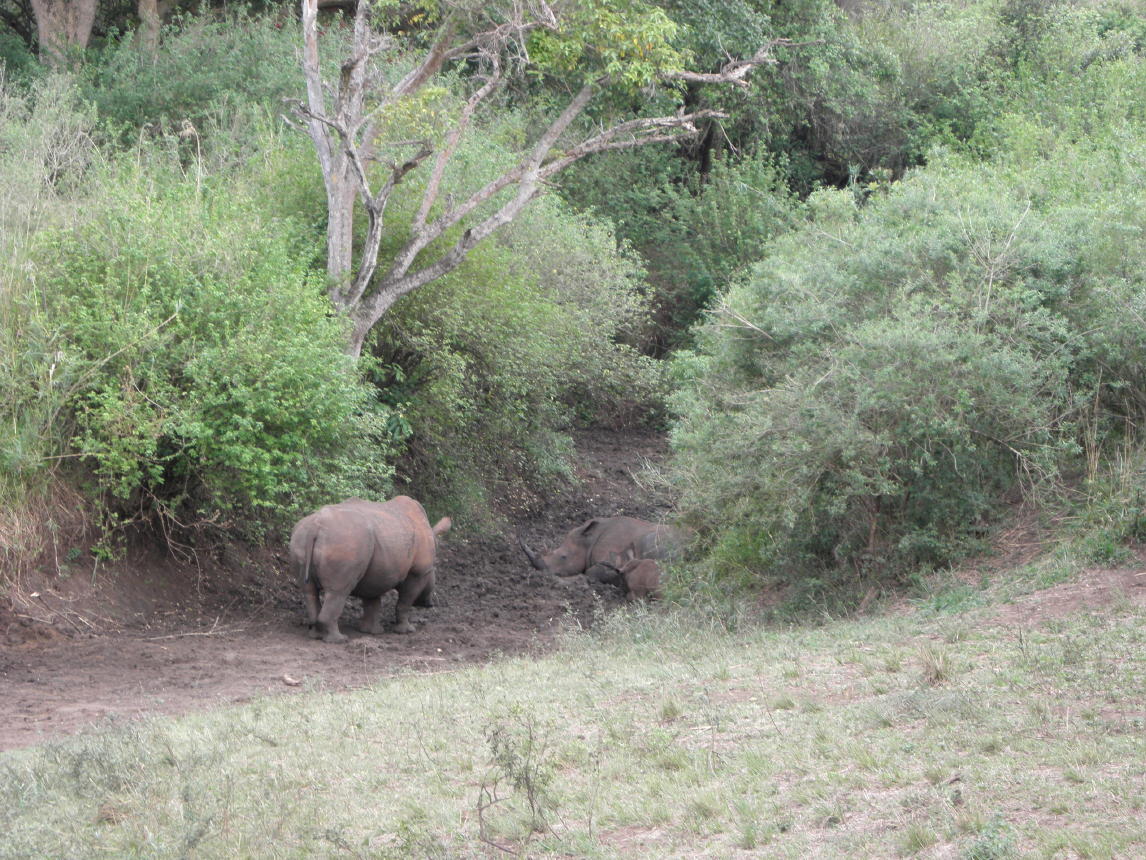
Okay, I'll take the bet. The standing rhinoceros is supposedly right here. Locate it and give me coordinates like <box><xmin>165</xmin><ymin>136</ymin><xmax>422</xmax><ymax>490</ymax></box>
<box><xmin>289</xmin><ymin>496</ymin><xmax>451</xmax><ymax>643</ymax></box>
<box><xmin>519</xmin><ymin>516</ymin><xmax>684</xmax><ymax>578</ymax></box>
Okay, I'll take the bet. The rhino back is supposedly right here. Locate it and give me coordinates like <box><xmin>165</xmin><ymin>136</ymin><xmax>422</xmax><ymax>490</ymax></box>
<box><xmin>635</xmin><ymin>525</ymin><xmax>684</xmax><ymax>560</ymax></box>
<box><xmin>586</xmin><ymin>517</ymin><xmax>657</xmax><ymax>565</ymax></box>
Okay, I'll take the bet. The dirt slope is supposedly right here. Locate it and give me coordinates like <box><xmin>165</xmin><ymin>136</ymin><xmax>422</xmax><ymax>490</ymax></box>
<box><xmin>0</xmin><ymin>429</ymin><xmax>675</xmax><ymax>751</ymax></box>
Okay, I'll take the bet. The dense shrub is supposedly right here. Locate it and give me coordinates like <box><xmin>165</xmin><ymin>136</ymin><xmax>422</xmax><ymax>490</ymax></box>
<box><xmin>671</xmin><ymin>129</ymin><xmax>1146</xmax><ymax>586</ymax></box>
<box><xmin>561</xmin><ymin>147</ymin><xmax>798</xmax><ymax>351</ymax></box>
<box><xmin>374</xmin><ymin>192</ymin><xmax>663</xmax><ymax>521</ymax></box>
<box><xmin>666</xmin><ymin>1</ymin><xmax>1146</xmax><ymax>594</ymax></box>
<box><xmin>0</xmin><ymin>30</ymin><xmax>41</xmax><ymax>81</ymax></box>
<box><xmin>30</xmin><ymin>155</ymin><xmax>398</xmax><ymax>540</ymax></box>
<box><xmin>762</xmin><ymin>0</ymin><xmax>1004</xmax><ymax>187</ymax></box>
<box><xmin>2</xmin><ymin>59</ymin><xmax>667</xmax><ymax>551</ymax></box>
<box><xmin>561</xmin><ymin>0</ymin><xmax>1008</xmax><ymax>349</ymax></box>
<box><xmin>1</xmin><ymin>75</ymin><xmax>97</xmax><ymax>493</ymax></box>
<box><xmin>81</xmin><ymin>10</ymin><xmax>301</xmax><ymax>143</ymax></box>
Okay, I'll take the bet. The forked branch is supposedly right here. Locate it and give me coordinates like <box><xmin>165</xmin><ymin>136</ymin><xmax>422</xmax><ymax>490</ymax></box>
<box><xmin>291</xmin><ymin>0</ymin><xmax>788</xmax><ymax>356</ymax></box>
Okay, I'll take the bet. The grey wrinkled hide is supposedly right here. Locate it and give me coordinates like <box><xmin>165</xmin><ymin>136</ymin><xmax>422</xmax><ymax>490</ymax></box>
<box><xmin>289</xmin><ymin>496</ymin><xmax>451</xmax><ymax>643</ymax></box>
<box><xmin>521</xmin><ymin>516</ymin><xmax>686</xmax><ymax>578</ymax></box>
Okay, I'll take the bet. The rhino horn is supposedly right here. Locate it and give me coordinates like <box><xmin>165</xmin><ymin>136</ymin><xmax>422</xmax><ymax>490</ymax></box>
<box><xmin>518</xmin><ymin>537</ymin><xmax>547</xmax><ymax>571</ymax></box>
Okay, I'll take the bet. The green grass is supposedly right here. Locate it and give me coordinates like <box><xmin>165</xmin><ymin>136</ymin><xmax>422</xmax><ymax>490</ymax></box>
<box><xmin>1</xmin><ymin>586</ymin><xmax>1143</xmax><ymax>857</ymax></box>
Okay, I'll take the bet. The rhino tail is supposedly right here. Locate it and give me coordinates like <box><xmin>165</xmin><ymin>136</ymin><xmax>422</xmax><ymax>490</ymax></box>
<box><xmin>298</xmin><ymin>529</ymin><xmax>317</xmax><ymax>585</ymax></box>
<box><xmin>432</xmin><ymin>517</ymin><xmax>452</xmax><ymax>539</ymax></box>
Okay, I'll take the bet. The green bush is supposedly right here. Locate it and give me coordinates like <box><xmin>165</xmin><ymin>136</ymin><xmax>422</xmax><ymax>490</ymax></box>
<box><xmin>656</xmin><ymin>0</ymin><xmax>1005</xmax><ymax>189</ymax></box>
<box><xmin>670</xmin><ymin>91</ymin><xmax>1146</xmax><ymax>585</ymax></box>
<box><xmin>277</xmin><ymin>80</ymin><xmax>668</xmax><ymax>523</ymax></box>
<box><xmin>375</xmin><ymin>192</ymin><xmax>663</xmax><ymax>521</ymax></box>
<box><xmin>31</xmin><ymin>154</ymin><xmax>398</xmax><ymax>539</ymax></box>
<box><xmin>560</xmin><ymin>147</ymin><xmax>798</xmax><ymax>351</ymax></box>
<box><xmin>561</xmin><ymin>0</ymin><xmax>1008</xmax><ymax>346</ymax></box>
<box><xmin>0</xmin><ymin>30</ymin><xmax>42</xmax><ymax>82</ymax></box>
<box><xmin>81</xmin><ymin>10</ymin><xmax>301</xmax><ymax>143</ymax></box>
<box><xmin>0</xmin><ymin>75</ymin><xmax>98</xmax><ymax>497</ymax></box>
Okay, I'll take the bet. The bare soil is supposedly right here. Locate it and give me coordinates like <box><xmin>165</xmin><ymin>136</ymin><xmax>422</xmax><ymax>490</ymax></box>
<box><xmin>5</xmin><ymin>429</ymin><xmax>1144</xmax><ymax>753</ymax></box>
<box><xmin>0</xmin><ymin>428</ymin><xmax>676</xmax><ymax>751</ymax></box>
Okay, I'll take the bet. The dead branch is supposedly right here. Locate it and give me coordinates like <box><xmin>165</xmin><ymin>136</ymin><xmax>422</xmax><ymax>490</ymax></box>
<box><xmin>671</xmin><ymin>39</ymin><xmax>791</xmax><ymax>87</ymax></box>
<box><xmin>292</xmin><ymin>0</ymin><xmax>791</xmax><ymax>355</ymax></box>
<box><xmin>142</xmin><ymin>616</ymin><xmax>245</xmax><ymax>640</ymax></box>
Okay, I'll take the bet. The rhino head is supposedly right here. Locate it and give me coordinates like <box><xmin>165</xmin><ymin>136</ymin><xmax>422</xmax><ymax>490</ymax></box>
<box><xmin>519</xmin><ymin>519</ymin><xmax>603</xmax><ymax>576</ymax></box>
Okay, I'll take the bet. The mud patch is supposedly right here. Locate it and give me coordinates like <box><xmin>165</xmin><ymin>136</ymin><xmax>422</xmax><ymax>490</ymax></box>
<box><xmin>0</xmin><ymin>428</ymin><xmax>675</xmax><ymax>750</ymax></box>
<box><xmin>988</xmin><ymin>565</ymin><xmax>1146</xmax><ymax>628</ymax></box>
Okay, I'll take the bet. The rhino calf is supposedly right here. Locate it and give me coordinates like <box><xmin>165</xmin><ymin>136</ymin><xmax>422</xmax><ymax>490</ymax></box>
<box><xmin>619</xmin><ymin>558</ymin><xmax>661</xmax><ymax>601</ymax></box>
<box><xmin>520</xmin><ymin>516</ymin><xmax>685</xmax><ymax>578</ymax></box>
<box><xmin>584</xmin><ymin>550</ymin><xmax>662</xmax><ymax>601</ymax></box>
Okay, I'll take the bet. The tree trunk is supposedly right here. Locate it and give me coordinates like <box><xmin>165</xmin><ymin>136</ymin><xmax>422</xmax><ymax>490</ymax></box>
<box><xmin>29</xmin><ymin>0</ymin><xmax>97</xmax><ymax>67</ymax></box>
<box><xmin>137</xmin><ymin>0</ymin><xmax>160</xmax><ymax>58</ymax></box>
<box><xmin>292</xmin><ymin>0</ymin><xmax>787</xmax><ymax>359</ymax></box>
<box><xmin>324</xmin><ymin>161</ymin><xmax>357</xmax><ymax>307</ymax></box>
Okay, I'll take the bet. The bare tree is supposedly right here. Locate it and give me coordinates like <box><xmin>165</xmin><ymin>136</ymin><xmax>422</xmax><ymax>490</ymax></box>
<box><xmin>291</xmin><ymin>0</ymin><xmax>785</xmax><ymax>357</ymax></box>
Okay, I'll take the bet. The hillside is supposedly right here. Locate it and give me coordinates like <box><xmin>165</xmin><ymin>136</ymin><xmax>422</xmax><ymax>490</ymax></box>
<box><xmin>1</xmin><ymin>511</ymin><xmax>1142</xmax><ymax>856</ymax></box>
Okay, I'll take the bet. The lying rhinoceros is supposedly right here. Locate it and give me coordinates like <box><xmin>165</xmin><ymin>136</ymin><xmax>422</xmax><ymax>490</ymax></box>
<box><xmin>519</xmin><ymin>516</ymin><xmax>685</xmax><ymax>579</ymax></box>
<box><xmin>289</xmin><ymin>496</ymin><xmax>451</xmax><ymax>643</ymax></box>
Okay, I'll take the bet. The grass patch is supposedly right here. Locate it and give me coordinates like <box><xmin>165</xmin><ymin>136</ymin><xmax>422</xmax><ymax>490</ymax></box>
<box><xmin>1</xmin><ymin>592</ymin><xmax>1143</xmax><ymax>856</ymax></box>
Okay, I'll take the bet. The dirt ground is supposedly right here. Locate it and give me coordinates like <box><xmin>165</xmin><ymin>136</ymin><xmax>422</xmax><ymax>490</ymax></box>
<box><xmin>5</xmin><ymin>429</ymin><xmax>1145</xmax><ymax>753</ymax></box>
<box><xmin>0</xmin><ymin>429</ymin><xmax>677</xmax><ymax>751</ymax></box>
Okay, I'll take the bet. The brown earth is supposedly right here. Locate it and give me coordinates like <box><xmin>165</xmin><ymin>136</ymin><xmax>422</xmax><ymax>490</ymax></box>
<box><xmin>5</xmin><ymin>429</ymin><xmax>1145</xmax><ymax>753</ymax></box>
<box><xmin>0</xmin><ymin>429</ymin><xmax>677</xmax><ymax>751</ymax></box>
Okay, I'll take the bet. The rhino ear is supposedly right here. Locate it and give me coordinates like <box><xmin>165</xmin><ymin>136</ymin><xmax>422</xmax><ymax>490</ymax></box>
<box><xmin>576</xmin><ymin>518</ymin><xmax>603</xmax><ymax>537</ymax></box>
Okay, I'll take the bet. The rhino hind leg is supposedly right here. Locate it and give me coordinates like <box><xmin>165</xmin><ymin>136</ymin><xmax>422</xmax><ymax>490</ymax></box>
<box><xmin>394</xmin><ymin>571</ymin><xmax>433</xmax><ymax>634</ymax></box>
<box><xmin>315</xmin><ymin>589</ymin><xmax>350</xmax><ymax>643</ymax></box>
<box><xmin>302</xmin><ymin>578</ymin><xmax>320</xmax><ymax>631</ymax></box>
<box><xmin>414</xmin><ymin>582</ymin><xmax>435</xmax><ymax>608</ymax></box>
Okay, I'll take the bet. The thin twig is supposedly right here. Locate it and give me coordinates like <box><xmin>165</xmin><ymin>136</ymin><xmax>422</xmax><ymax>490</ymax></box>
<box><xmin>142</xmin><ymin>617</ymin><xmax>244</xmax><ymax>640</ymax></box>
<box><xmin>33</xmin><ymin>595</ymin><xmax>85</xmax><ymax>634</ymax></box>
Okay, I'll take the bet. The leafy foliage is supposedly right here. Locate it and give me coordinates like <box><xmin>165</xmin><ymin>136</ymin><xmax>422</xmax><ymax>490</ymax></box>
<box><xmin>0</xmin><ymin>28</ymin><xmax>41</xmax><ymax>80</ymax></box>
<box><xmin>561</xmin><ymin>148</ymin><xmax>798</xmax><ymax>351</ymax></box>
<box><xmin>671</xmin><ymin>117</ymin><xmax>1146</xmax><ymax>583</ymax></box>
<box><xmin>5</xmin><ymin>0</ymin><xmax>1146</xmax><ymax>586</ymax></box>
<box><xmin>0</xmin><ymin>74</ymin><xmax>97</xmax><ymax>493</ymax></box>
<box><xmin>81</xmin><ymin>10</ymin><xmax>301</xmax><ymax>144</ymax></box>
<box><xmin>32</xmin><ymin>155</ymin><xmax>398</xmax><ymax>538</ymax></box>
<box><xmin>665</xmin><ymin>1</ymin><xmax>1146</xmax><ymax>593</ymax></box>
<box><xmin>561</xmin><ymin>0</ymin><xmax>1008</xmax><ymax>349</ymax></box>
<box><xmin>374</xmin><ymin>191</ymin><xmax>662</xmax><ymax>520</ymax></box>
<box><xmin>528</xmin><ymin>0</ymin><xmax>688</xmax><ymax>89</ymax></box>
<box><xmin>1</xmin><ymin>46</ymin><xmax>667</xmax><ymax>553</ymax></box>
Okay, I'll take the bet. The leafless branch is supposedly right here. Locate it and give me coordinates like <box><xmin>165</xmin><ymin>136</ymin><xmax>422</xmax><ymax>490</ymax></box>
<box><xmin>670</xmin><ymin>39</ymin><xmax>797</xmax><ymax>87</ymax></box>
<box><xmin>293</xmin><ymin>0</ymin><xmax>794</xmax><ymax>354</ymax></box>
<box><xmin>395</xmin><ymin>11</ymin><xmax>554</xmax><ymax>96</ymax></box>
<box><xmin>416</xmin><ymin>56</ymin><xmax>506</xmax><ymax>231</ymax></box>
